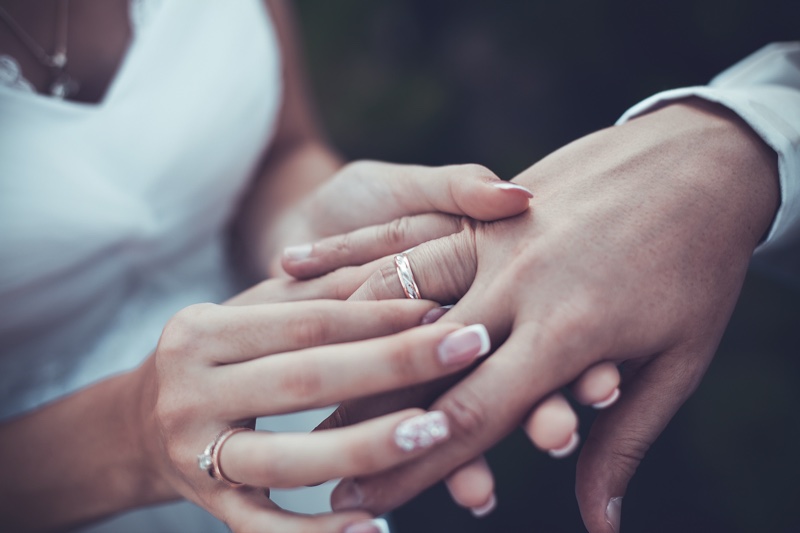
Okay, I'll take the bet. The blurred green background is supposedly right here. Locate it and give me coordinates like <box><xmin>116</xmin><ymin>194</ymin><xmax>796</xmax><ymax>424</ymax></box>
<box><xmin>293</xmin><ymin>1</ymin><xmax>800</xmax><ymax>531</ymax></box>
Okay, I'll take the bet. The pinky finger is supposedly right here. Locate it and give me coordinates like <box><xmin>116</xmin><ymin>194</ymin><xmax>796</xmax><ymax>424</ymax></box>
<box><xmin>444</xmin><ymin>455</ymin><xmax>497</xmax><ymax>517</ymax></box>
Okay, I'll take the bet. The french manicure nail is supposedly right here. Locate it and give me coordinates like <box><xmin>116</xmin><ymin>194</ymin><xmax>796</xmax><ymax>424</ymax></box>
<box><xmin>394</xmin><ymin>411</ymin><xmax>449</xmax><ymax>452</ymax></box>
<box><xmin>606</xmin><ymin>497</ymin><xmax>622</xmax><ymax>533</ymax></box>
<box><xmin>283</xmin><ymin>243</ymin><xmax>313</xmax><ymax>260</ymax></box>
<box><xmin>331</xmin><ymin>479</ymin><xmax>363</xmax><ymax>511</ymax></box>
<box><xmin>470</xmin><ymin>493</ymin><xmax>497</xmax><ymax>517</ymax></box>
<box><xmin>548</xmin><ymin>431</ymin><xmax>580</xmax><ymax>459</ymax></box>
<box><xmin>493</xmin><ymin>182</ymin><xmax>534</xmax><ymax>198</ymax></box>
<box><xmin>344</xmin><ymin>518</ymin><xmax>389</xmax><ymax>533</ymax></box>
<box><xmin>592</xmin><ymin>387</ymin><xmax>621</xmax><ymax>410</ymax></box>
<box><xmin>421</xmin><ymin>304</ymin><xmax>454</xmax><ymax>325</ymax></box>
<box><xmin>437</xmin><ymin>324</ymin><xmax>491</xmax><ymax>366</ymax></box>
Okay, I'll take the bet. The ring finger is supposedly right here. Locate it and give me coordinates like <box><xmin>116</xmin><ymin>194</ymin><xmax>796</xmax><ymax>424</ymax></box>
<box><xmin>220</xmin><ymin>409</ymin><xmax>452</xmax><ymax>488</ymax></box>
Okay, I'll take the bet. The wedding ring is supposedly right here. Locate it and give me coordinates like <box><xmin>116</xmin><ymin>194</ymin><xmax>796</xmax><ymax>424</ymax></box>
<box><xmin>394</xmin><ymin>253</ymin><xmax>421</xmax><ymax>299</ymax></box>
<box><xmin>197</xmin><ymin>427</ymin><xmax>252</xmax><ymax>487</ymax></box>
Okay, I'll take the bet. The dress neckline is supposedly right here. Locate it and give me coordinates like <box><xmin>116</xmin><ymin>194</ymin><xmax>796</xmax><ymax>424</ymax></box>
<box><xmin>0</xmin><ymin>0</ymin><xmax>164</xmax><ymax>110</ymax></box>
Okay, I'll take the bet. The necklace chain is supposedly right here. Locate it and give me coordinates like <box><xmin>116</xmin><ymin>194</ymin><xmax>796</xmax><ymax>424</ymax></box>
<box><xmin>0</xmin><ymin>0</ymin><xmax>76</xmax><ymax>97</ymax></box>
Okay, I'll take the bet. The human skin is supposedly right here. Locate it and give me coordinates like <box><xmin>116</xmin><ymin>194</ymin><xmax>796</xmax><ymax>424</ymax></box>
<box><xmin>0</xmin><ymin>265</ymin><xmax>503</xmax><ymax>532</ymax></box>
<box><xmin>300</xmin><ymin>98</ymin><xmax>779</xmax><ymax>532</ymax></box>
<box><xmin>1</xmin><ymin>2</ymin><xmax>540</xmax><ymax>529</ymax></box>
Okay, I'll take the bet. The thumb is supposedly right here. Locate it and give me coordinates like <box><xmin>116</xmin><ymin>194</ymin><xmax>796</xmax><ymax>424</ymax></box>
<box><xmin>576</xmin><ymin>349</ymin><xmax>709</xmax><ymax>533</ymax></box>
<box><xmin>343</xmin><ymin>161</ymin><xmax>534</xmax><ymax>224</ymax></box>
<box><xmin>348</xmin><ymin>224</ymin><xmax>479</xmax><ymax>304</ymax></box>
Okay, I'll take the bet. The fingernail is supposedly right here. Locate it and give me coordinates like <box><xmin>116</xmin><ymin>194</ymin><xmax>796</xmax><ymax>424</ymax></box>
<box><xmin>605</xmin><ymin>497</ymin><xmax>622</xmax><ymax>533</ymax></box>
<box><xmin>548</xmin><ymin>431</ymin><xmax>580</xmax><ymax>459</ymax></box>
<box><xmin>283</xmin><ymin>243</ymin><xmax>313</xmax><ymax>260</ymax></box>
<box><xmin>421</xmin><ymin>304</ymin><xmax>454</xmax><ymax>325</ymax></box>
<box><xmin>470</xmin><ymin>493</ymin><xmax>497</xmax><ymax>517</ymax></box>
<box><xmin>394</xmin><ymin>411</ymin><xmax>449</xmax><ymax>452</ymax></box>
<box><xmin>344</xmin><ymin>518</ymin><xmax>389</xmax><ymax>533</ymax></box>
<box><xmin>437</xmin><ymin>324</ymin><xmax>491</xmax><ymax>366</ymax></box>
<box><xmin>331</xmin><ymin>479</ymin><xmax>363</xmax><ymax>511</ymax></box>
<box><xmin>493</xmin><ymin>182</ymin><xmax>534</xmax><ymax>198</ymax></box>
<box><xmin>592</xmin><ymin>387</ymin><xmax>621</xmax><ymax>410</ymax></box>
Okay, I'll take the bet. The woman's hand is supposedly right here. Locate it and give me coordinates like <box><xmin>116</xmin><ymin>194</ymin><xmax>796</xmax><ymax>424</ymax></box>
<box><xmin>264</xmin><ymin>161</ymin><xmax>532</xmax><ymax>276</ymax></box>
<box><xmin>132</xmin><ymin>290</ymin><xmax>494</xmax><ymax>533</ymax></box>
<box><xmin>298</xmin><ymin>99</ymin><xmax>779</xmax><ymax>531</ymax></box>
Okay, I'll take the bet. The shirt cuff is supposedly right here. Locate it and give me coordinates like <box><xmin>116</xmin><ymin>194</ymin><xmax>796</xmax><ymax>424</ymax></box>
<box><xmin>616</xmin><ymin>43</ymin><xmax>800</xmax><ymax>257</ymax></box>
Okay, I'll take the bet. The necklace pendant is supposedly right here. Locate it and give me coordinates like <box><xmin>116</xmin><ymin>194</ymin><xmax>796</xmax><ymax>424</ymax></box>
<box><xmin>52</xmin><ymin>51</ymin><xmax>67</xmax><ymax>68</ymax></box>
<box><xmin>50</xmin><ymin>72</ymin><xmax>78</xmax><ymax>99</ymax></box>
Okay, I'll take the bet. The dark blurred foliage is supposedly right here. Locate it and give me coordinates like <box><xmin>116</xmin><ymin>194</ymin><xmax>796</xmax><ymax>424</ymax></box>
<box><xmin>293</xmin><ymin>1</ymin><xmax>800</xmax><ymax>531</ymax></box>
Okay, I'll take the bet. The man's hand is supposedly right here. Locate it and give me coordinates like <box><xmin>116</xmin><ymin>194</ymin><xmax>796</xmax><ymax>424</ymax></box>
<box><xmin>310</xmin><ymin>99</ymin><xmax>779</xmax><ymax>532</ymax></box>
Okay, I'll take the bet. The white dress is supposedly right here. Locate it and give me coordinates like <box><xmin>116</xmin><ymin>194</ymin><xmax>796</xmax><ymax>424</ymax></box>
<box><xmin>0</xmin><ymin>1</ymin><xmax>334</xmax><ymax>530</ymax></box>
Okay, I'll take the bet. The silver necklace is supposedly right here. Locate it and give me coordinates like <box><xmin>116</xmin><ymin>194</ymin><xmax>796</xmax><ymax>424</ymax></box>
<box><xmin>0</xmin><ymin>0</ymin><xmax>78</xmax><ymax>98</ymax></box>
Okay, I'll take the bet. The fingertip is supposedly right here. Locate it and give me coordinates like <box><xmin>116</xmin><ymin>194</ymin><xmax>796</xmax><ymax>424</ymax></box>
<box><xmin>592</xmin><ymin>387</ymin><xmax>621</xmax><ymax>410</ymax></box>
<box><xmin>573</xmin><ymin>362</ymin><xmax>621</xmax><ymax>406</ymax></box>
<box><xmin>467</xmin><ymin>181</ymin><xmax>532</xmax><ymax>221</ymax></box>
<box><xmin>444</xmin><ymin>456</ymin><xmax>495</xmax><ymax>509</ymax></box>
<box><xmin>280</xmin><ymin>246</ymin><xmax>318</xmax><ymax>279</ymax></box>
<box><xmin>548</xmin><ymin>431</ymin><xmax>580</xmax><ymax>459</ymax></box>
<box><xmin>470</xmin><ymin>493</ymin><xmax>497</xmax><ymax>518</ymax></box>
<box><xmin>525</xmin><ymin>394</ymin><xmax>579</xmax><ymax>451</ymax></box>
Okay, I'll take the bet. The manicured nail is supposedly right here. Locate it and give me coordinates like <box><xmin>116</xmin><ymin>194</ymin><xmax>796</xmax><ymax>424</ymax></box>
<box><xmin>548</xmin><ymin>431</ymin><xmax>580</xmax><ymax>459</ymax></box>
<box><xmin>470</xmin><ymin>493</ymin><xmax>497</xmax><ymax>517</ymax></box>
<box><xmin>437</xmin><ymin>324</ymin><xmax>491</xmax><ymax>366</ymax></box>
<box><xmin>331</xmin><ymin>479</ymin><xmax>363</xmax><ymax>511</ymax></box>
<box><xmin>493</xmin><ymin>182</ymin><xmax>534</xmax><ymax>198</ymax></box>
<box><xmin>344</xmin><ymin>518</ymin><xmax>389</xmax><ymax>533</ymax></box>
<box><xmin>421</xmin><ymin>304</ymin><xmax>454</xmax><ymax>325</ymax></box>
<box><xmin>283</xmin><ymin>243</ymin><xmax>313</xmax><ymax>260</ymax></box>
<box><xmin>592</xmin><ymin>387</ymin><xmax>621</xmax><ymax>409</ymax></box>
<box><xmin>394</xmin><ymin>411</ymin><xmax>449</xmax><ymax>452</ymax></box>
<box><xmin>606</xmin><ymin>497</ymin><xmax>622</xmax><ymax>533</ymax></box>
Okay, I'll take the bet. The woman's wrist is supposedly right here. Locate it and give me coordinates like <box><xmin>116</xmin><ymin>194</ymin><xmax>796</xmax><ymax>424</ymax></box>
<box><xmin>0</xmin><ymin>366</ymin><xmax>177</xmax><ymax>530</ymax></box>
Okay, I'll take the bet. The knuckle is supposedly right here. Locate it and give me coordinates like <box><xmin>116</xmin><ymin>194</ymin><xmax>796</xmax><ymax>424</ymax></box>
<box><xmin>283</xmin><ymin>310</ymin><xmax>331</xmax><ymax>348</ymax></box>
<box><xmin>456</xmin><ymin>163</ymin><xmax>495</xmax><ymax>181</ymax></box>
<box><xmin>377</xmin><ymin>262</ymin><xmax>402</xmax><ymax>299</ymax></box>
<box><xmin>608</xmin><ymin>434</ymin><xmax>650</xmax><ymax>478</ymax></box>
<box><xmin>341</xmin><ymin>159</ymin><xmax>371</xmax><ymax>176</ymax></box>
<box><xmin>158</xmin><ymin>303</ymin><xmax>217</xmax><ymax>358</ymax></box>
<box><xmin>437</xmin><ymin>389</ymin><xmax>487</xmax><ymax>441</ymax></box>
<box><xmin>276</xmin><ymin>360</ymin><xmax>324</xmax><ymax>404</ymax></box>
<box><xmin>386</xmin><ymin>340</ymin><xmax>424</xmax><ymax>382</ymax></box>
<box><xmin>381</xmin><ymin>217</ymin><xmax>412</xmax><ymax>248</ymax></box>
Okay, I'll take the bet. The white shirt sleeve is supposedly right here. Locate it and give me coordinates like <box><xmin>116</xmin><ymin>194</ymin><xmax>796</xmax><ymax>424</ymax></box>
<box><xmin>616</xmin><ymin>42</ymin><xmax>800</xmax><ymax>286</ymax></box>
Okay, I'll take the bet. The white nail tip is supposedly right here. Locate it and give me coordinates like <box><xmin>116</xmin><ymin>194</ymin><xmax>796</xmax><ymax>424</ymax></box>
<box><xmin>470</xmin><ymin>493</ymin><xmax>497</xmax><ymax>517</ymax></box>
<box><xmin>372</xmin><ymin>518</ymin><xmax>390</xmax><ymax>533</ymax></box>
<box><xmin>548</xmin><ymin>431</ymin><xmax>580</xmax><ymax>459</ymax></box>
<box><xmin>592</xmin><ymin>388</ymin><xmax>621</xmax><ymax>409</ymax></box>
<box><xmin>492</xmin><ymin>182</ymin><xmax>533</xmax><ymax>196</ymax></box>
<box><xmin>283</xmin><ymin>243</ymin><xmax>312</xmax><ymax>260</ymax></box>
<box><xmin>394</xmin><ymin>411</ymin><xmax>449</xmax><ymax>452</ymax></box>
<box><xmin>462</xmin><ymin>324</ymin><xmax>491</xmax><ymax>357</ymax></box>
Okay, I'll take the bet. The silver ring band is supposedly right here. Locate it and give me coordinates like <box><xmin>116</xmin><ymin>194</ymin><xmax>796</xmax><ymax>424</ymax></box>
<box><xmin>394</xmin><ymin>253</ymin><xmax>421</xmax><ymax>299</ymax></box>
